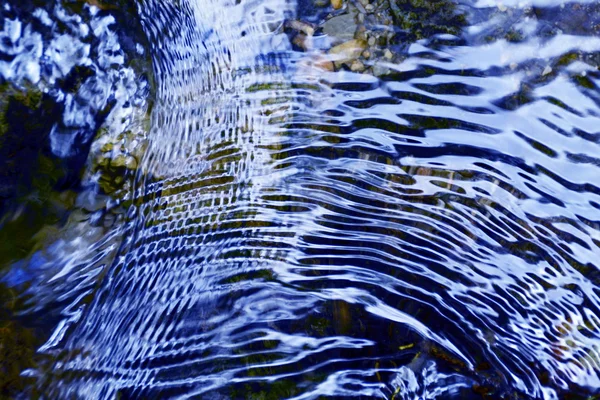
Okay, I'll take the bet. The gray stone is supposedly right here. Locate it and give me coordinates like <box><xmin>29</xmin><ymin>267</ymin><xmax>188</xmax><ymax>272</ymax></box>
<box><xmin>322</xmin><ymin>12</ymin><xmax>357</xmax><ymax>44</ymax></box>
<box><xmin>372</xmin><ymin>62</ymin><xmax>390</xmax><ymax>76</ymax></box>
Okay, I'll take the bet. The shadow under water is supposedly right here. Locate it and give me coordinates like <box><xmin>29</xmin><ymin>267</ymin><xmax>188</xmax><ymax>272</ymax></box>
<box><xmin>2</xmin><ymin>0</ymin><xmax>600</xmax><ymax>398</ymax></box>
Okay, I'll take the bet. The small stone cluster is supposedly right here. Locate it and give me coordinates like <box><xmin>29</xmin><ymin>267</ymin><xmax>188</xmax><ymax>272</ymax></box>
<box><xmin>286</xmin><ymin>0</ymin><xmax>466</xmax><ymax>77</ymax></box>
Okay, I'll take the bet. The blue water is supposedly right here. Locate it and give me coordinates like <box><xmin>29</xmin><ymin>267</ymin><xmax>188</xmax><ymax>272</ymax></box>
<box><xmin>2</xmin><ymin>0</ymin><xmax>600</xmax><ymax>398</ymax></box>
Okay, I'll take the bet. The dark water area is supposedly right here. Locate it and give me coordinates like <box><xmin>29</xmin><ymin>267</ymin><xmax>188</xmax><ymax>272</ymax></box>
<box><xmin>1</xmin><ymin>0</ymin><xmax>600</xmax><ymax>398</ymax></box>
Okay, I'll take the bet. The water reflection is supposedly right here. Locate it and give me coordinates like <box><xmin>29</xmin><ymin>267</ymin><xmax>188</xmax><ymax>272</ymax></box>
<box><xmin>1</xmin><ymin>0</ymin><xmax>600</xmax><ymax>398</ymax></box>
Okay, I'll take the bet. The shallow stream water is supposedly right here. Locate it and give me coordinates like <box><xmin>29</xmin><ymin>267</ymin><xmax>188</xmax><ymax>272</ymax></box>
<box><xmin>2</xmin><ymin>0</ymin><xmax>600</xmax><ymax>398</ymax></box>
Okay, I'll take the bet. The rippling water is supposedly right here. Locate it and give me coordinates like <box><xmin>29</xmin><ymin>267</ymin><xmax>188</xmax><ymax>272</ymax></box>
<box><xmin>2</xmin><ymin>0</ymin><xmax>600</xmax><ymax>398</ymax></box>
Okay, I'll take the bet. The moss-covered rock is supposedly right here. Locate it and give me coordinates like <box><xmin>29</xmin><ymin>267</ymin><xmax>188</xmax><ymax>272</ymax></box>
<box><xmin>0</xmin><ymin>82</ymin><xmax>74</xmax><ymax>267</ymax></box>
<box><xmin>0</xmin><ymin>83</ymin><xmax>64</xmax><ymax>195</ymax></box>
<box><xmin>86</xmin><ymin>109</ymin><xmax>148</xmax><ymax>197</ymax></box>
<box><xmin>0</xmin><ymin>322</ymin><xmax>37</xmax><ymax>397</ymax></box>
<box><xmin>389</xmin><ymin>0</ymin><xmax>467</xmax><ymax>40</ymax></box>
<box><xmin>0</xmin><ymin>283</ymin><xmax>39</xmax><ymax>398</ymax></box>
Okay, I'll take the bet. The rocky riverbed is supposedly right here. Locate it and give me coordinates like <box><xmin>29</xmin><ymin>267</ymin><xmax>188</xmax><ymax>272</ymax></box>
<box><xmin>286</xmin><ymin>0</ymin><xmax>600</xmax><ymax>79</ymax></box>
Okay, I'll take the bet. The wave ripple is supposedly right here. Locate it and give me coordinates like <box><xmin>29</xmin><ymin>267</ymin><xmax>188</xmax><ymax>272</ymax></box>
<box><xmin>6</xmin><ymin>0</ymin><xmax>600</xmax><ymax>398</ymax></box>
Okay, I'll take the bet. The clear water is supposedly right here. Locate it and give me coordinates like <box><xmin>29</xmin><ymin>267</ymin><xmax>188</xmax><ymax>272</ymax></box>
<box><xmin>2</xmin><ymin>0</ymin><xmax>600</xmax><ymax>398</ymax></box>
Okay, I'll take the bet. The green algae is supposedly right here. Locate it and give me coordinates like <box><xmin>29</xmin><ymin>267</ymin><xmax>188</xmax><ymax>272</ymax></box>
<box><xmin>389</xmin><ymin>0</ymin><xmax>467</xmax><ymax>40</ymax></box>
<box><xmin>0</xmin><ymin>322</ymin><xmax>37</xmax><ymax>398</ymax></box>
<box><xmin>0</xmin><ymin>284</ymin><xmax>40</xmax><ymax>399</ymax></box>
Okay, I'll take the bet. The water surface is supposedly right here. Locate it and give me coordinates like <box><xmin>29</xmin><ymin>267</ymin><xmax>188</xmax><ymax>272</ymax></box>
<box><xmin>1</xmin><ymin>0</ymin><xmax>600</xmax><ymax>398</ymax></box>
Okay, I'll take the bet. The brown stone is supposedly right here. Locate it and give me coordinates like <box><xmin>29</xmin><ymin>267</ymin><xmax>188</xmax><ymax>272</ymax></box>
<box><xmin>350</xmin><ymin>60</ymin><xmax>365</xmax><ymax>72</ymax></box>
<box><xmin>285</xmin><ymin>20</ymin><xmax>315</xmax><ymax>36</ymax></box>
<box><xmin>329</xmin><ymin>39</ymin><xmax>367</xmax><ymax>67</ymax></box>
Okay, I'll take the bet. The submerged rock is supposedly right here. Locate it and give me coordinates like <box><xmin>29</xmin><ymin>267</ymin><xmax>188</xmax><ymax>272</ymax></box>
<box><xmin>331</xmin><ymin>0</ymin><xmax>343</xmax><ymax>10</ymax></box>
<box><xmin>322</xmin><ymin>11</ymin><xmax>358</xmax><ymax>44</ymax></box>
<box><xmin>329</xmin><ymin>39</ymin><xmax>367</xmax><ymax>68</ymax></box>
<box><xmin>0</xmin><ymin>83</ymin><xmax>70</xmax><ymax>267</ymax></box>
<box><xmin>0</xmin><ymin>0</ymin><xmax>150</xmax><ymax>205</ymax></box>
<box><xmin>371</xmin><ymin>61</ymin><xmax>391</xmax><ymax>76</ymax></box>
<box><xmin>0</xmin><ymin>4</ymin><xmax>151</xmax><ymax>390</ymax></box>
<box><xmin>286</xmin><ymin>19</ymin><xmax>316</xmax><ymax>37</ymax></box>
<box><xmin>350</xmin><ymin>59</ymin><xmax>365</xmax><ymax>72</ymax></box>
<box><xmin>0</xmin><ymin>316</ymin><xmax>38</xmax><ymax>397</ymax></box>
<box><xmin>389</xmin><ymin>0</ymin><xmax>467</xmax><ymax>40</ymax></box>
